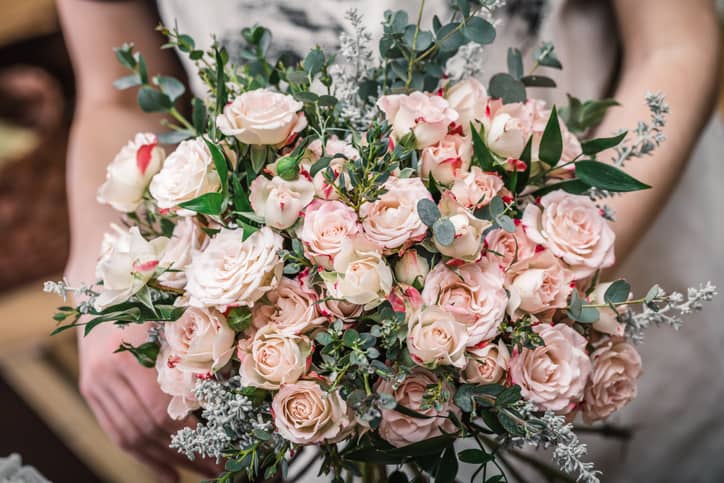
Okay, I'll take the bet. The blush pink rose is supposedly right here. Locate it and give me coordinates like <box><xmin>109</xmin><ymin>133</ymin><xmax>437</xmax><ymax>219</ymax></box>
<box><xmin>394</xmin><ymin>249</ymin><xmax>430</xmax><ymax>287</ymax></box>
<box><xmin>359</xmin><ymin>177</ymin><xmax>432</xmax><ymax>252</ymax></box>
<box><xmin>252</xmin><ymin>276</ymin><xmax>327</xmax><ymax>335</ymax></box>
<box><xmin>418</xmin><ymin>134</ymin><xmax>472</xmax><ymax>185</ymax></box>
<box><xmin>484</xmin><ymin>225</ymin><xmax>537</xmax><ymax>270</ymax></box>
<box><xmin>272</xmin><ymin>381</ymin><xmax>353</xmax><ymax>444</ymax></box>
<box><xmin>163</xmin><ymin>306</ymin><xmax>235</xmax><ymax>373</ymax></box>
<box><xmin>299</xmin><ymin>199</ymin><xmax>361</xmax><ymax>270</ymax></box>
<box><xmin>249</xmin><ymin>175</ymin><xmax>315</xmax><ymax>230</ymax></box>
<box><xmin>445</xmin><ymin>78</ymin><xmax>489</xmax><ymax>133</ymax></box>
<box><xmin>157</xmin><ymin>217</ymin><xmax>207</xmax><ymax>289</ymax></box>
<box><xmin>434</xmin><ymin>192</ymin><xmax>491</xmax><ymax>261</ymax></box>
<box><xmin>304</xmin><ymin>136</ymin><xmax>358</xmax><ymax>200</ymax></box>
<box><xmin>407</xmin><ymin>305</ymin><xmax>469</xmax><ymax>368</ymax></box>
<box><xmin>506</xmin><ymin>251</ymin><xmax>574</xmax><ymax>315</ymax></box>
<box><xmin>463</xmin><ymin>340</ymin><xmax>510</xmax><ymax>385</ymax></box>
<box><xmin>217</xmin><ymin>89</ymin><xmax>307</xmax><ymax>145</ymax></box>
<box><xmin>589</xmin><ymin>282</ymin><xmax>627</xmax><ymax>336</ymax></box>
<box><xmin>377</xmin><ymin>368</ymin><xmax>460</xmax><ymax>447</ymax></box>
<box><xmin>510</xmin><ymin>323</ymin><xmax>592</xmax><ymax>413</ymax></box>
<box><xmin>155</xmin><ymin>346</ymin><xmax>201</xmax><ymax>420</ymax></box>
<box><xmin>450</xmin><ymin>167</ymin><xmax>504</xmax><ymax>209</ymax></box>
<box><xmin>317</xmin><ymin>296</ymin><xmax>364</xmax><ymax>323</ymax></box>
<box><xmin>422</xmin><ymin>261</ymin><xmax>507</xmax><ymax>345</ymax></box>
<box><xmin>582</xmin><ymin>341</ymin><xmax>642</xmax><ymax>423</ymax></box>
<box><xmin>522</xmin><ymin>192</ymin><xmax>615</xmax><ymax>278</ymax></box>
<box><xmin>377</xmin><ymin>92</ymin><xmax>459</xmax><ymax>148</ymax></box>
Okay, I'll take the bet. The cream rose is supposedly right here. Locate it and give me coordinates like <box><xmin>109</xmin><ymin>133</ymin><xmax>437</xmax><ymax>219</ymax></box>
<box><xmin>486</xmin><ymin>101</ymin><xmax>534</xmax><ymax>160</ymax></box>
<box><xmin>434</xmin><ymin>192</ymin><xmax>491</xmax><ymax>261</ymax></box>
<box><xmin>463</xmin><ymin>340</ymin><xmax>510</xmax><ymax>385</ymax></box>
<box><xmin>149</xmin><ymin>138</ymin><xmax>221</xmax><ymax>215</ymax></box>
<box><xmin>589</xmin><ymin>282</ymin><xmax>627</xmax><ymax>336</ymax></box>
<box><xmin>418</xmin><ymin>134</ymin><xmax>472</xmax><ymax>185</ymax></box>
<box><xmin>252</xmin><ymin>276</ymin><xmax>327</xmax><ymax>335</ymax></box>
<box><xmin>318</xmin><ymin>296</ymin><xmax>364</xmax><ymax>323</ymax></box>
<box><xmin>484</xmin><ymin>225</ymin><xmax>537</xmax><ymax>270</ymax></box>
<box><xmin>163</xmin><ymin>306</ymin><xmax>235</xmax><ymax>374</ymax></box>
<box><xmin>324</xmin><ymin>235</ymin><xmax>393</xmax><ymax>309</ymax></box>
<box><xmin>272</xmin><ymin>381</ymin><xmax>353</xmax><ymax>444</ymax></box>
<box><xmin>582</xmin><ymin>342</ymin><xmax>642</xmax><ymax>422</ymax></box>
<box><xmin>377</xmin><ymin>92</ymin><xmax>459</xmax><ymax>148</ymax></box>
<box><xmin>155</xmin><ymin>346</ymin><xmax>201</xmax><ymax>420</ymax></box>
<box><xmin>217</xmin><ymin>89</ymin><xmax>307</xmax><ymax>145</ymax></box>
<box><xmin>522</xmin><ymin>192</ymin><xmax>615</xmax><ymax>278</ymax></box>
<box><xmin>360</xmin><ymin>177</ymin><xmax>432</xmax><ymax>252</ymax></box>
<box><xmin>421</xmin><ymin>261</ymin><xmax>506</xmax><ymax>345</ymax></box>
<box><xmin>394</xmin><ymin>249</ymin><xmax>430</xmax><ymax>287</ymax></box>
<box><xmin>408</xmin><ymin>305</ymin><xmax>468</xmax><ymax>368</ymax></box>
<box><xmin>238</xmin><ymin>324</ymin><xmax>312</xmax><ymax>390</ymax></box>
<box><xmin>510</xmin><ymin>323</ymin><xmax>592</xmax><ymax>413</ymax></box>
<box><xmin>97</xmin><ymin>132</ymin><xmax>165</xmax><ymax>212</ymax></box>
<box><xmin>450</xmin><ymin>167</ymin><xmax>504</xmax><ymax>209</ymax></box>
<box><xmin>185</xmin><ymin>227</ymin><xmax>283</xmax><ymax>309</ymax></box>
<box><xmin>299</xmin><ymin>199</ymin><xmax>361</xmax><ymax>270</ymax></box>
<box><xmin>94</xmin><ymin>226</ymin><xmax>168</xmax><ymax>310</ymax></box>
<box><xmin>249</xmin><ymin>174</ymin><xmax>315</xmax><ymax>229</ymax></box>
<box><xmin>377</xmin><ymin>368</ymin><xmax>460</xmax><ymax>447</ymax></box>
<box><xmin>445</xmin><ymin>78</ymin><xmax>489</xmax><ymax>133</ymax></box>
<box><xmin>506</xmin><ymin>251</ymin><xmax>574</xmax><ymax>315</ymax></box>
<box><xmin>157</xmin><ymin>218</ymin><xmax>207</xmax><ymax>289</ymax></box>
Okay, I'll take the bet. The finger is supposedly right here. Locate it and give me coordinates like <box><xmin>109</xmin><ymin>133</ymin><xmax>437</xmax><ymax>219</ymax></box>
<box><xmin>89</xmin><ymin>391</ymin><xmax>179</xmax><ymax>483</ymax></box>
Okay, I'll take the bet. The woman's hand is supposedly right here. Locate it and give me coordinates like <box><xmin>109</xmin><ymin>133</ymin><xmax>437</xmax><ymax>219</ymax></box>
<box><xmin>77</xmin><ymin>322</ymin><xmax>222</xmax><ymax>482</ymax></box>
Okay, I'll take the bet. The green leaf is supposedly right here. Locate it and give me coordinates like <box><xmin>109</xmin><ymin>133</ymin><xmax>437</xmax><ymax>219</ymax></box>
<box><xmin>137</xmin><ymin>86</ymin><xmax>172</xmax><ymax>113</ymax></box>
<box><xmin>463</xmin><ymin>17</ymin><xmax>496</xmax><ymax>45</ymax></box>
<box><xmin>303</xmin><ymin>48</ymin><xmax>325</xmax><ymax>76</ymax></box>
<box><xmin>538</xmin><ymin>106</ymin><xmax>562</xmax><ymax>165</ymax></box>
<box><xmin>495</xmin><ymin>385</ymin><xmax>521</xmax><ymax>407</ymax></box>
<box><xmin>214</xmin><ymin>48</ymin><xmax>227</xmax><ymax>115</ymax></box>
<box><xmin>192</xmin><ymin>98</ymin><xmax>207</xmax><ymax>134</ymax></box>
<box><xmin>157</xmin><ymin>130</ymin><xmax>193</xmax><ymax>145</ymax></box>
<box><xmin>315</xmin><ymin>331</ymin><xmax>334</xmax><ymax>346</ymax></box>
<box><xmin>435</xmin><ymin>446</ymin><xmax>458</xmax><ymax>483</ymax></box>
<box><xmin>250</xmin><ymin>145</ymin><xmax>267</xmax><ymax>172</ymax></box>
<box><xmin>470</xmin><ymin>123</ymin><xmax>495</xmax><ymax>171</ymax></box>
<box><xmin>203</xmin><ymin>139</ymin><xmax>228</xmax><ymax>189</ymax></box>
<box><xmin>507</xmin><ymin>48</ymin><xmax>523</xmax><ymax>80</ymax></box>
<box><xmin>436</xmin><ymin>22</ymin><xmax>466</xmax><ymax>52</ymax></box>
<box><xmin>458</xmin><ymin>449</ymin><xmax>491</xmax><ymax>465</ymax></box>
<box><xmin>521</xmin><ymin>75</ymin><xmax>556</xmax><ymax>87</ymax></box>
<box><xmin>286</xmin><ymin>70</ymin><xmax>309</xmax><ymax>84</ymax></box>
<box><xmin>604</xmin><ymin>280</ymin><xmax>631</xmax><ymax>304</ymax></box>
<box><xmin>529</xmin><ymin>178</ymin><xmax>590</xmax><ymax>197</ymax></box>
<box><xmin>433</xmin><ymin>218</ymin><xmax>455</xmax><ymax>246</ymax></box>
<box><xmin>488</xmin><ymin>73</ymin><xmax>526</xmax><ymax>104</ymax></box>
<box><xmin>533</xmin><ymin>42</ymin><xmax>562</xmax><ymax>69</ymax></box>
<box><xmin>227</xmin><ymin>307</ymin><xmax>253</xmax><ymax>332</ymax></box>
<box><xmin>114</xmin><ymin>342</ymin><xmax>160</xmax><ymax>368</ymax></box>
<box><xmin>497</xmin><ymin>411</ymin><xmax>526</xmax><ymax>436</ymax></box>
<box><xmin>154</xmin><ymin>75</ymin><xmax>185</xmax><ymax>102</ymax></box>
<box><xmin>295</xmin><ymin>91</ymin><xmax>319</xmax><ymax>103</ymax></box>
<box><xmin>403</xmin><ymin>26</ymin><xmax>434</xmax><ymax>51</ymax></box>
<box><xmin>342</xmin><ymin>329</ymin><xmax>360</xmax><ymax>348</ymax></box>
<box><xmin>575</xmin><ymin>161</ymin><xmax>650</xmax><ymax>192</ymax></box>
<box><xmin>318</xmin><ymin>95</ymin><xmax>338</xmax><ymax>107</ymax></box>
<box><xmin>113</xmin><ymin>74</ymin><xmax>141</xmax><ymax>90</ymax></box>
<box><xmin>417</xmin><ymin>199</ymin><xmax>441</xmax><ymax>227</ymax></box>
<box><xmin>515</xmin><ymin>136</ymin><xmax>533</xmax><ymax>193</ymax></box>
<box><xmin>581</xmin><ymin>131</ymin><xmax>628</xmax><ymax>155</ymax></box>
<box><xmin>113</xmin><ymin>44</ymin><xmax>136</xmax><ymax>69</ymax></box>
<box><xmin>178</xmin><ymin>192</ymin><xmax>224</xmax><ymax>215</ymax></box>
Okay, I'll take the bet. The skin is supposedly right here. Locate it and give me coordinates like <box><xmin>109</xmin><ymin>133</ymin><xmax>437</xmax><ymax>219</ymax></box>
<box><xmin>57</xmin><ymin>0</ymin><xmax>719</xmax><ymax>480</ymax></box>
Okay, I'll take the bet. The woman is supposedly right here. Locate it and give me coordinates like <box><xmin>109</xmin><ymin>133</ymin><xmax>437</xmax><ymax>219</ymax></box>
<box><xmin>58</xmin><ymin>0</ymin><xmax>721</xmax><ymax>481</ymax></box>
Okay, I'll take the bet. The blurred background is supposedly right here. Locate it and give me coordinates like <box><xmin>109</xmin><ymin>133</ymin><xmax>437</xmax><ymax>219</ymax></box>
<box><xmin>0</xmin><ymin>2</ymin><xmax>723</xmax><ymax>483</ymax></box>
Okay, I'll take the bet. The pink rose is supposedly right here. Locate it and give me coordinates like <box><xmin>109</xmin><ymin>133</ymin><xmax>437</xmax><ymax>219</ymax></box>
<box><xmin>418</xmin><ymin>134</ymin><xmax>472</xmax><ymax>185</ymax></box>
<box><xmin>163</xmin><ymin>306</ymin><xmax>235</xmax><ymax>373</ymax></box>
<box><xmin>157</xmin><ymin>217</ymin><xmax>207</xmax><ymax>289</ymax></box>
<box><xmin>97</xmin><ymin>132</ymin><xmax>165</xmax><ymax>212</ymax></box>
<box><xmin>484</xmin><ymin>225</ymin><xmax>537</xmax><ymax>270</ymax></box>
<box><xmin>450</xmin><ymin>167</ymin><xmax>504</xmax><ymax>209</ymax></box>
<box><xmin>317</xmin><ymin>296</ymin><xmax>364</xmax><ymax>323</ymax></box>
<box><xmin>407</xmin><ymin>305</ymin><xmax>469</xmax><ymax>368</ymax></box>
<box><xmin>522</xmin><ymin>192</ymin><xmax>615</xmax><ymax>278</ymax></box>
<box><xmin>589</xmin><ymin>282</ymin><xmax>627</xmax><ymax>336</ymax></box>
<box><xmin>434</xmin><ymin>192</ymin><xmax>491</xmax><ymax>261</ymax></box>
<box><xmin>249</xmin><ymin>175</ymin><xmax>315</xmax><ymax>230</ymax></box>
<box><xmin>377</xmin><ymin>92</ymin><xmax>459</xmax><ymax>148</ymax></box>
<box><xmin>506</xmin><ymin>251</ymin><xmax>574</xmax><ymax>315</ymax></box>
<box><xmin>252</xmin><ymin>276</ymin><xmax>327</xmax><ymax>335</ymax></box>
<box><xmin>445</xmin><ymin>78</ymin><xmax>489</xmax><ymax>133</ymax></box>
<box><xmin>377</xmin><ymin>368</ymin><xmax>460</xmax><ymax>447</ymax></box>
<box><xmin>422</xmin><ymin>261</ymin><xmax>507</xmax><ymax>345</ymax></box>
<box><xmin>463</xmin><ymin>340</ymin><xmax>510</xmax><ymax>385</ymax></box>
<box><xmin>299</xmin><ymin>199</ymin><xmax>361</xmax><ymax>270</ymax></box>
<box><xmin>510</xmin><ymin>323</ymin><xmax>592</xmax><ymax>413</ymax></box>
<box><xmin>155</xmin><ymin>346</ymin><xmax>201</xmax><ymax>420</ymax></box>
<box><xmin>305</xmin><ymin>136</ymin><xmax>358</xmax><ymax>200</ymax></box>
<box><xmin>360</xmin><ymin>177</ymin><xmax>432</xmax><ymax>252</ymax></box>
<box><xmin>272</xmin><ymin>381</ymin><xmax>353</xmax><ymax>444</ymax></box>
<box><xmin>238</xmin><ymin>324</ymin><xmax>312</xmax><ymax>389</ymax></box>
<box><xmin>582</xmin><ymin>342</ymin><xmax>642</xmax><ymax>422</ymax></box>
<box><xmin>394</xmin><ymin>249</ymin><xmax>430</xmax><ymax>287</ymax></box>
<box><xmin>217</xmin><ymin>89</ymin><xmax>307</xmax><ymax>145</ymax></box>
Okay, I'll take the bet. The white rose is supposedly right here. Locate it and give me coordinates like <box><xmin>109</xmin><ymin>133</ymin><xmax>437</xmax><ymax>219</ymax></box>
<box><xmin>238</xmin><ymin>325</ymin><xmax>311</xmax><ymax>390</ymax></box>
<box><xmin>155</xmin><ymin>346</ymin><xmax>201</xmax><ymax>420</ymax></box>
<box><xmin>299</xmin><ymin>199</ymin><xmax>361</xmax><ymax>270</ymax></box>
<box><xmin>377</xmin><ymin>92</ymin><xmax>459</xmax><ymax>148</ymax></box>
<box><xmin>93</xmin><ymin>226</ymin><xmax>168</xmax><ymax>310</ymax></box>
<box><xmin>163</xmin><ymin>306</ymin><xmax>235</xmax><ymax>373</ymax></box>
<box><xmin>394</xmin><ymin>249</ymin><xmax>430</xmax><ymax>287</ymax></box>
<box><xmin>217</xmin><ymin>89</ymin><xmax>307</xmax><ymax>145</ymax></box>
<box><xmin>249</xmin><ymin>174</ymin><xmax>315</xmax><ymax>229</ymax></box>
<box><xmin>445</xmin><ymin>78</ymin><xmax>489</xmax><ymax>133</ymax></box>
<box><xmin>157</xmin><ymin>218</ymin><xmax>207</xmax><ymax>289</ymax></box>
<box><xmin>463</xmin><ymin>340</ymin><xmax>510</xmax><ymax>385</ymax></box>
<box><xmin>324</xmin><ymin>235</ymin><xmax>393</xmax><ymax>309</ymax></box>
<box><xmin>185</xmin><ymin>227</ymin><xmax>283</xmax><ymax>310</ymax></box>
<box><xmin>360</xmin><ymin>177</ymin><xmax>432</xmax><ymax>252</ymax></box>
<box><xmin>97</xmin><ymin>132</ymin><xmax>165</xmax><ymax>212</ymax></box>
<box><xmin>418</xmin><ymin>134</ymin><xmax>472</xmax><ymax>185</ymax></box>
<box><xmin>408</xmin><ymin>305</ymin><xmax>468</xmax><ymax>368</ymax></box>
<box><xmin>252</xmin><ymin>276</ymin><xmax>327</xmax><ymax>335</ymax></box>
<box><xmin>149</xmin><ymin>138</ymin><xmax>221</xmax><ymax>215</ymax></box>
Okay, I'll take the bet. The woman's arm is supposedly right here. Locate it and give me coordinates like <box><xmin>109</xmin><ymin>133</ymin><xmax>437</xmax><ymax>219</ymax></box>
<box><xmin>57</xmin><ymin>1</ymin><xmax>217</xmax><ymax>480</ymax></box>
<box><xmin>598</xmin><ymin>0</ymin><xmax>720</xmax><ymax>268</ymax></box>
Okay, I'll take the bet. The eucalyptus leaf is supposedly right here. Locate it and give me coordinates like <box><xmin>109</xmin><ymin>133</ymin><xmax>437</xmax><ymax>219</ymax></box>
<box><xmin>417</xmin><ymin>199</ymin><xmax>441</xmax><ymax>227</ymax></box>
<box><xmin>137</xmin><ymin>86</ymin><xmax>172</xmax><ymax>113</ymax></box>
<box><xmin>154</xmin><ymin>75</ymin><xmax>185</xmax><ymax>102</ymax></box>
<box><xmin>604</xmin><ymin>280</ymin><xmax>631</xmax><ymax>304</ymax></box>
<box><xmin>507</xmin><ymin>48</ymin><xmax>523</xmax><ymax>80</ymax></box>
<box><xmin>489</xmin><ymin>73</ymin><xmax>526</xmax><ymax>104</ymax></box>
<box><xmin>112</xmin><ymin>74</ymin><xmax>141</xmax><ymax>90</ymax></box>
<box><xmin>433</xmin><ymin>218</ymin><xmax>455</xmax><ymax>246</ymax></box>
<box><xmin>521</xmin><ymin>75</ymin><xmax>556</xmax><ymax>87</ymax></box>
<box><xmin>463</xmin><ymin>17</ymin><xmax>496</xmax><ymax>45</ymax></box>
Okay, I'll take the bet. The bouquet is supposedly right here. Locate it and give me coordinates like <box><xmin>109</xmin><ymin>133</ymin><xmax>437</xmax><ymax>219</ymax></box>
<box><xmin>47</xmin><ymin>2</ymin><xmax>717</xmax><ymax>482</ymax></box>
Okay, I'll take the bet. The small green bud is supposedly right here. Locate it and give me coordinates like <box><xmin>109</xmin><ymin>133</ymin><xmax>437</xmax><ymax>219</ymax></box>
<box><xmin>276</xmin><ymin>155</ymin><xmax>300</xmax><ymax>181</ymax></box>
